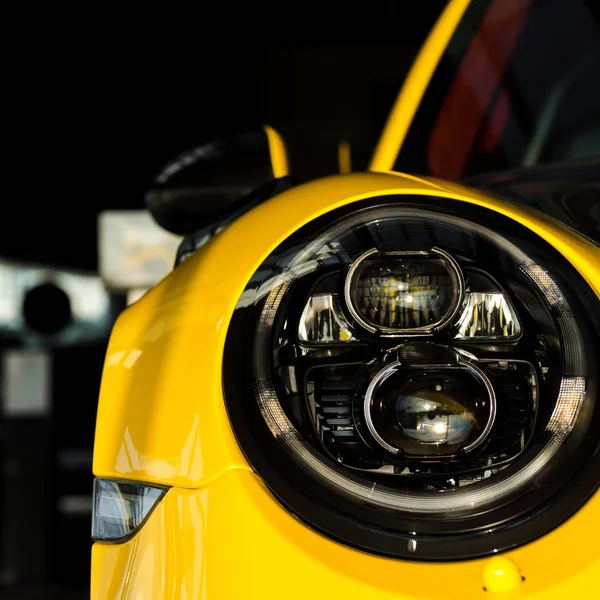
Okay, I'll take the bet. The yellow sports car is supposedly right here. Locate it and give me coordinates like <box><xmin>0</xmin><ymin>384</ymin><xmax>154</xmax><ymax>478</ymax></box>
<box><xmin>91</xmin><ymin>0</ymin><xmax>600</xmax><ymax>597</ymax></box>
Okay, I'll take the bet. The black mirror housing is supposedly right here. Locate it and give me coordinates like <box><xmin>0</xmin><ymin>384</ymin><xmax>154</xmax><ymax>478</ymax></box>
<box><xmin>146</xmin><ymin>126</ymin><xmax>290</xmax><ymax>235</ymax></box>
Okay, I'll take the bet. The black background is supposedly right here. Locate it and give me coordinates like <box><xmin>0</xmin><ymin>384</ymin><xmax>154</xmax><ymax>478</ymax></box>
<box><xmin>2</xmin><ymin>3</ymin><xmax>446</xmax><ymax>271</ymax></box>
<box><xmin>1</xmin><ymin>4</ymin><xmax>447</xmax><ymax>598</ymax></box>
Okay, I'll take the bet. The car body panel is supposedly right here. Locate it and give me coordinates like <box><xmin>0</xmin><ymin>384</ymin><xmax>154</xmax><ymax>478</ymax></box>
<box><xmin>91</xmin><ymin>468</ymin><xmax>600</xmax><ymax>599</ymax></box>
<box><xmin>263</xmin><ymin>125</ymin><xmax>290</xmax><ymax>179</ymax></box>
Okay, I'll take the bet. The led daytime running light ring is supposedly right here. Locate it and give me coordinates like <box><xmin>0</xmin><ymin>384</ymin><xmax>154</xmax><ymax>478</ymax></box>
<box><xmin>252</xmin><ymin>206</ymin><xmax>587</xmax><ymax>514</ymax></box>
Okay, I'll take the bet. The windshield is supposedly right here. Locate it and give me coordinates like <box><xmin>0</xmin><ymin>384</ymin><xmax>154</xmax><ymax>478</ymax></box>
<box><xmin>393</xmin><ymin>0</ymin><xmax>600</xmax><ymax>179</ymax></box>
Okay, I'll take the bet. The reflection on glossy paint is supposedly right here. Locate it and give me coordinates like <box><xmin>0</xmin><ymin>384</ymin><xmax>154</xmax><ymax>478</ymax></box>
<box><xmin>193</xmin><ymin>490</ymin><xmax>208</xmax><ymax>599</ymax></box>
<box><xmin>180</xmin><ymin>414</ymin><xmax>202</xmax><ymax>478</ymax></box>
<box><xmin>114</xmin><ymin>423</ymin><xmax>204</xmax><ymax>481</ymax></box>
<box><xmin>115</xmin><ymin>428</ymin><xmax>142</xmax><ymax>475</ymax></box>
<box><xmin>141</xmin><ymin>460</ymin><xmax>179</xmax><ymax>480</ymax></box>
<box><xmin>144</xmin><ymin>319</ymin><xmax>167</xmax><ymax>342</ymax></box>
<box><xmin>123</xmin><ymin>349</ymin><xmax>142</xmax><ymax>369</ymax></box>
<box><xmin>106</xmin><ymin>350</ymin><xmax>125</xmax><ymax>367</ymax></box>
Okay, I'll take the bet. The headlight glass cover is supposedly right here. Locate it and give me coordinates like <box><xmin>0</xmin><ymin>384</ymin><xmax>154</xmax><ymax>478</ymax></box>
<box><xmin>223</xmin><ymin>199</ymin><xmax>600</xmax><ymax>560</ymax></box>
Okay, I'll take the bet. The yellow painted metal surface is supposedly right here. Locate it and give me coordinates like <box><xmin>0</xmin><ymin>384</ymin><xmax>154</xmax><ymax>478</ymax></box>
<box><xmin>263</xmin><ymin>125</ymin><xmax>290</xmax><ymax>178</ymax></box>
<box><xmin>369</xmin><ymin>0</ymin><xmax>470</xmax><ymax>172</ymax></box>
<box><xmin>482</xmin><ymin>556</ymin><xmax>523</xmax><ymax>593</ymax></box>
<box><xmin>92</xmin><ymin>171</ymin><xmax>600</xmax><ymax>598</ymax></box>
<box><xmin>338</xmin><ymin>140</ymin><xmax>352</xmax><ymax>173</ymax></box>
<box><xmin>92</xmin><ymin>468</ymin><xmax>600</xmax><ymax>599</ymax></box>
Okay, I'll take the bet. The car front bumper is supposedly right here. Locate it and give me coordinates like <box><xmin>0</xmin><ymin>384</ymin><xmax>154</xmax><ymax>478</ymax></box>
<box><xmin>92</xmin><ymin>467</ymin><xmax>600</xmax><ymax>599</ymax></box>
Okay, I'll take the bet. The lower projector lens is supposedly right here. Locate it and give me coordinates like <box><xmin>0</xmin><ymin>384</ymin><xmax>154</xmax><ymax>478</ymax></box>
<box><xmin>368</xmin><ymin>369</ymin><xmax>492</xmax><ymax>456</ymax></box>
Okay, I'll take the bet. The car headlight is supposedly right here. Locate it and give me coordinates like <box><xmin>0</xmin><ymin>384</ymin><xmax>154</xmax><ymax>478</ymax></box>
<box><xmin>223</xmin><ymin>198</ymin><xmax>600</xmax><ymax>561</ymax></box>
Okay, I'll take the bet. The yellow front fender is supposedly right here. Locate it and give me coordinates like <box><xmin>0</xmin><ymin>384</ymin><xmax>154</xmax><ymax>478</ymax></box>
<box><xmin>92</xmin><ymin>171</ymin><xmax>599</xmax><ymax>599</ymax></box>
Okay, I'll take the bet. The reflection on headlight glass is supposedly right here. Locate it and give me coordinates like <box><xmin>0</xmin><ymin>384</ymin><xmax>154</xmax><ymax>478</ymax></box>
<box><xmin>351</xmin><ymin>256</ymin><xmax>456</xmax><ymax>330</ymax></box>
<box><xmin>299</xmin><ymin>289</ymin><xmax>521</xmax><ymax>343</ymax></box>
<box><xmin>370</xmin><ymin>369</ymin><xmax>490</xmax><ymax>456</ymax></box>
<box><xmin>455</xmin><ymin>293</ymin><xmax>521</xmax><ymax>339</ymax></box>
<box><xmin>298</xmin><ymin>294</ymin><xmax>355</xmax><ymax>343</ymax></box>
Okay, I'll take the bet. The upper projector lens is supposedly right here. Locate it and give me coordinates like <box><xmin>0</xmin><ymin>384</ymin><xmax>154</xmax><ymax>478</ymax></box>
<box><xmin>347</xmin><ymin>251</ymin><xmax>461</xmax><ymax>333</ymax></box>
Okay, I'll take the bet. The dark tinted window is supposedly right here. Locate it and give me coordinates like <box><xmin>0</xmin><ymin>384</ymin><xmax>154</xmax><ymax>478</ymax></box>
<box><xmin>394</xmin><ymin>0</ymin><xmax>600</xmax><ymax>179</ymax></box>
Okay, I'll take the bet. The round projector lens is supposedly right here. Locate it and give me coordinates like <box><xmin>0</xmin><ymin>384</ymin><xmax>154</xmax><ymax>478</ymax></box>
<box><xmin>348</xmin><ymin>251</ymin><xmax>460</xmax><ymax>332</ymax></box>
<box><xmin>369</xmin><ymin>369</ymin><xmax>492</xmax><ymax>456</ymax></box>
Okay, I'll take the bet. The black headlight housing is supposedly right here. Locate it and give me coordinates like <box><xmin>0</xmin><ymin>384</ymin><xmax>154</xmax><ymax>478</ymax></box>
<box><xmin>223</xmin><ymin>197</ymin><xmax>600</xmax><ymax>561</ymax></box>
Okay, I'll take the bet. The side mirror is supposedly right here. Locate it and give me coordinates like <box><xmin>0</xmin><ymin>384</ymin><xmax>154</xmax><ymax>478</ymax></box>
<box><xmin>145</xmin><ymin>126</ymin><xmax>290</xmax><ymax>236</ymax></box>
